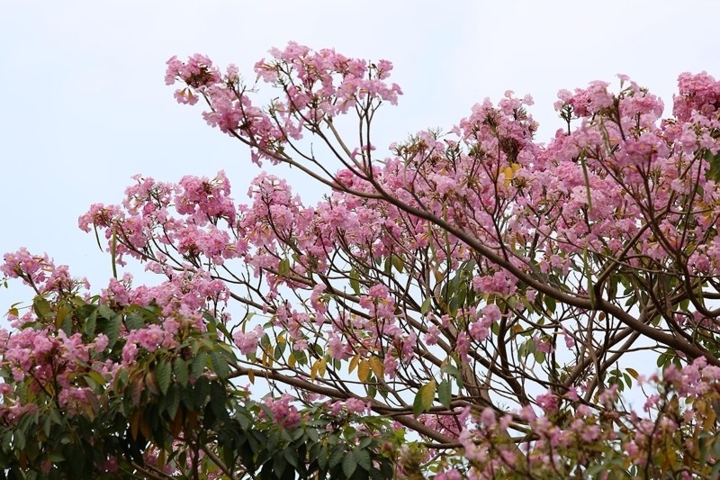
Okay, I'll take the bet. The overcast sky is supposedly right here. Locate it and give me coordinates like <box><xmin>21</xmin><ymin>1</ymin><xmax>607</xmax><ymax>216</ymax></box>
<box><xmin>1</xmin><ymin>1</ymin><xmax>719</xmax><ymax>313</ymax></box>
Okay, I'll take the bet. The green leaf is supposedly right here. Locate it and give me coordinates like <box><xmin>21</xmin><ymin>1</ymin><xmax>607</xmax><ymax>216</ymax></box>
<box><xmin>173</xmin><ymin>358</ymin><xmax>189</xmax><ymax>387</ymax></box>
<box><xmin>342</xmin><ymin>451</ymin><xmax>358</xmax><ymax>478</ymax></box>
<box><xmin>60</xmin><ymin>312</ymin><xmax>73</xmax><ymax>336</ymax></box>
<box><xmin>33</xmin><ymin>297</ymin><xmax>53</xmax><ymax>320</ymax></box>
<box><xmin>273</xmin><ymin>340</ymin><xmax>286</xmax><ymax>361</ymax></box>
<box><xmin>85</xmin><ymin>371</ymin><xmax>106</xmax><ymax>388</ymax></box>
<box><xmin>441</xmin><ymin>364</ymin><xmax>463</xmax><ymax>389</ymax></box>
<box><xmin>205</xmin><ymin>311</ymin><xmax>232</xmax><ymax>340</ymax></box>
<box><xmin>209</xmin><ymin>381</ymin><xmax>227</xmax><ymax>419</ymax></box>
<box><xmin>259</xmin><ymin>333</ymin><xmax>272</xmax><ymax>352</ymax></box>
<box><xmin>354</xmin><ymin>448</ymin><xmax>371</xmax><ymax>472</ymax></box>
<box><xmin>317</xmin><ymin>444</ymin><xmax>330</xmax><ymax>470</ymax></box>
<box><xmin>291</xmin><ymin>349</ymin><xmax>307</xmax><ymax>366</ymax></box>
<box><xmin>83</xmin><ymin>310</ymin><xmax>97</xmax><ymax>337</ymax></box>
<box><xmin>156</xmin><ymin>360</ymin><xmax>171</xmax><ymax>395</ymax></box>
<box><xmin>14</xmin><ymin>426</ymin><xmax>25</xmax><ymax>450</ymax></box>
<box><xmin>420</xmin><ymin>296</ymin><xmax>431</xmax><ymax>315</ymax></box>
<box><xmin>306</xmin><ymin>426</ymin><xmax>319</xmax><ymax>443</ymax></box>
<box><xmin>367</xmin><ymin>383</ymin><xmax>377</xmax><ymax>399</ymax></box>
<box><xmin>358</xmin><ymin>436</ymin><xmax>373</xmax><ymax>450</ymax></box>
<box><xmin>104</xmin><ymin>314</ymin><xmax>122</xmax><ymax>348</ymax></box>
<box><xmin>165</xmin><ymin>384</ymin><xmax>180</xmax><ymax>419</ymax></box>
<box><xmin>272</xmin><ymin>452</ymin><xmax>287</xmax><ymax>478</ymax></box>
<box><xmin>705</xmin><ymin>149</ymin><xmax>720</xmax><ymax>182</ymax></box>
<box><xmin>329</xmin><ymin>446</ymin><xmax>344</xmax><ymax>468</ymax></box>
<box><xmin>191</xmin><ymin>351</ymin><xmax>208</xmax><ymax>379</ymax></box>
<box><xmin>383</xmin><ymin>256</ymin><xmax>392</xmax><ymax>275</ymax></box>
<box><xmin>438</xmin><ymin>379</ymin><xmax>452</xmax><ymax>409</ymax></box>
<box><xmin>124</xmin><ymin>312</ymin><xmax>145</xmax><ymax>331</ymax></box>
<box><xmin>210</xmin><ymin>351</ymin><xmax>230</xmax><ymax>380</ymax></box>
<box><xmin>544</xmin><ymin>295</ymin><xmax>556</xmax><ymax>314</ymax></box>
<box><xmin>49</xmin><ymin>407</ymin><xmax>62</xmax><ymax>427</ymax></box>
<box><xmin>699</xmin><ymin>433</ymin><xmax>711</xmax><ymax>468</ymax></box>
<box><xmin>519</xmin><ymin>339</ymin><xmax>535</xmax><ymax>358</ymax></box>
<box><xmin>194</xmin><ymin>376</ymin><xmax>210</xmax><ymax>409</ymax></box>
<box><xmin>47</xmin><ymin>452</ymin><xmax>65</xmax><ymax>463</ymax></box>
<box><xmin>413</xmin><ymin>380</ymin><xmax>436</xmax><ymax>417</ymax></box>
<box><xmin>278</xmin><ymin>258</ymin><xmax>291</xmax><ymax>277</ymax></box>
<box><xmin>623</xmin><ymin>372</ymin><xmax>632</xmax><ymax>389</ymax></box>
<box><xmin>349</xmin><ymin>268</ymin><xmax>361</xmax><ymax>296</ymax></box>
<box><xmin>42</xmin><ymin>413</ymin><xmax>52</xmax><ymax>437</ymax></box>
<box><xmin>284</xmin><ymin>447</ymin><xmax>299</xmax><ymax>469</ymax></box>
<box><xmin>391</xmin><ymin>254</ymin><xmax>404</xmax><ymax>273</ymax></box>
<box><xmin>679</xmin><ymin>298</ymin><xmax>690</xmax><ymax>312</ymax></box>
<box><xmin>97</xmin><ymin>305</ymin><xmax>116</xmax><ymax>320</ymax></box>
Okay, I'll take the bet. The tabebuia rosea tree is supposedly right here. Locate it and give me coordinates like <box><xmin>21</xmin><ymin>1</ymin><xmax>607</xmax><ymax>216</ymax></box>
<box><xmin>2</xmin><ymin>42</ymin><xmax>720</xmax><ymax>479</ymax></box>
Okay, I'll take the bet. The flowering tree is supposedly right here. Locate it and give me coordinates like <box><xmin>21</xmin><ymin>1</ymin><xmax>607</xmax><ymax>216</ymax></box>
<box><xmin>3</xmin><ymin>42</ymin><xmax>720</xmax><ymax>478</ymax></box>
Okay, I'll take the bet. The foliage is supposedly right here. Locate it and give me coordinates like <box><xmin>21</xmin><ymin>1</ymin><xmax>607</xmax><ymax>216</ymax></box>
<box><xmin>3</xmin><ymin>43</ymin><xmax>720</xmax><ymax>478</ymax></box>
<box><xmin>0</xmin><ymin>286</ymin><xmax>395</xmax><ymax>479</ymax></box>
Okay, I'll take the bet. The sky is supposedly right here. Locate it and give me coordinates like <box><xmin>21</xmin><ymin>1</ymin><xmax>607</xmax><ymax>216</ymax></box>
<box><xmin>1</xmin><ymin>1</ymin><xmax>719</xmax><ymax>318</ymax></box>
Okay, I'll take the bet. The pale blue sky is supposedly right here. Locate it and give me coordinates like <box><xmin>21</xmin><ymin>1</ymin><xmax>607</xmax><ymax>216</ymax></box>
<box><xmin>1</xmin><ymin>1</ymin><xmax>718</xmax><ymax>314</ymax></box>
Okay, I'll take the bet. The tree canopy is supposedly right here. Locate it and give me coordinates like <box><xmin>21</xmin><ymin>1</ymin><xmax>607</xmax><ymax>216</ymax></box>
<box><xmin>3</xmin><ymin>43</ymin><xmax>720</xmax><ymax>478</ymax></box>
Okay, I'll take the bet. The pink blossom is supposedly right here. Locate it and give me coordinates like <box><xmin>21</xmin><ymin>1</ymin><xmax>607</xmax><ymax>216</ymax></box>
<box><xmin>233</xmin><ymin>325</ymin><xmax>263</xmax><ymax>356</ymax></box>
<box><xmin>580</xmin><ymin>425</ymin><xmax>600</xmax><ymax>442</ymax></box>
<box><xmin>435</xmin><ymin>470</ymin><xmax>462</xmax><ymax>480</ymax></box>
<box><xmin>423</xmin><ymin>325</ymin><xmax>440</xmax><ymax>345</ymax></box>
<box><xmin>263</xmin><ymin>394</ymin><xmax>301</xmax><ymax>428</ymax></box>
<box><xmin>468</xmin><ymin>320</ymin><xmax>489</xmax><ymax>342</ymax></box>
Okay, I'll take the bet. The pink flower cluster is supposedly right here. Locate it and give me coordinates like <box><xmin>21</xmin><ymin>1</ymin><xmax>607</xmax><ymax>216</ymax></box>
<box><xmin>1</xmin><ymin>249</ymin><xmax>88</xmax><ymax>297</ymax></box>
<box><xmin>166</xmin><ymin>42</ymin><xmax>401</xmax><ymax>165</ymax></box>
<box><xmin>122</xmin><ymin>324</ymin><xmax>179</xmax><ymax>365</ymax></box>
<box><xmin>328</xmin><ymin>398</ymin><xmax>372</xmax><ymax>416</ymax></box>
<box><xmin>101</xmin><ymin>270</ymin><xmax>227</xmax><ymax>321</ymax></box>
<box><xmin>0</xmin><ymin>324</ymin><xmax>110</xmax><ymax>421</ymax></box>
<box><xmin>444</xmin><ymin>358</ymin><xmax>720</xmax><ymax>477</ymax></box>
<box><xmin>260</xmin><ymin>394</ymin><xmax>302</xmax><ymax>428</ymax></box>
<box><xmin>673</xmin><ymin>71</ymin><xmax>720</xmax><ymax>122</ymax></box>
<box><xmin>232</xmin><ymin>325</ymin><xmax>263</xmax><ymax>356</ymax></box>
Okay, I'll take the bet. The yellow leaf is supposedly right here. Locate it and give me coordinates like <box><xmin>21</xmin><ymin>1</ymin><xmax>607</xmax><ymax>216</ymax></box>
<box><xmin>310</xmin><ymin>360</ymin><xmax>319</xmax><ymax>382</ymax></box>
<box><xmin>248</xmin><ymin>369</ymin><xmax>255</xmax><ymax>384</ymax></box>
<box><xmin>502</xmin><ymin>167</ymin><xmax>512</xmax><ymax>187</ymax></box>
<box><xmin>86</xmin><ymin>371</ymin><xmax>106</xmax><ymax>387</ymax></box>
<box><xmin>502</xmin><ymin>163</ymin><xmax>521</xmax><ymax>187</ymax></box>
<box><xmin>697</xmin><ymin>399</ymin><xmax>715</xmax><ymax>430</ymax></box>
<box><xmin>130</xmin><ymin>411</ymin><xmax>142</xmax><ymax>440</ymax></box>
<box><xmin>140</xmin><ymin>417</ymin><xmax>152</xmax><ymax>440</ymax></box>
<box><xmin>262</xmin><ymin>351</ymin><xmax>273</xmax><ymax>368</ymax></box>
<box><xmin>348</xmin><ymin>354</ymin><xmax>360</xmax><ymax>374</ymax></box>
<box><xmin>311</xmin><ymin>358</ymin><xmax>327</xmax><ymax>382</ymax></box>
<box><xmin>666</xmin><ymin>444</ymin><xmax>678</xmax><ymax>469</ymax></box>
<box><xmin>318</xmin><ymin>357</ymin><xmax>327</xmax><ymax>378</ymax></box>
<box><xmin>413</xmin><ymin>380</ymin><xmax>437</xmax><ymax>416</ymax></box>
<box><xmin>158</xmin><ymin>449</ymin><xmax>167</xmax><ymax>472</ymax></box>
<box><xmin>288</xmin><ymin>352</ymin><xmax>296</xmax><ymax>368</ymax></box>
<box><xmin>357</xmin><ymin>359</ymin><xmax>370</xmax><ymax>382</ymax></box>
<box><xmin>369</xmin><ymin>356</ymin><xmax>384</xmax><ymax>379</ymax></box>
<box><xmin>626</xmin><ymin>367</ymin><xmax>639</xmax><ymax>379</ymax></box>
